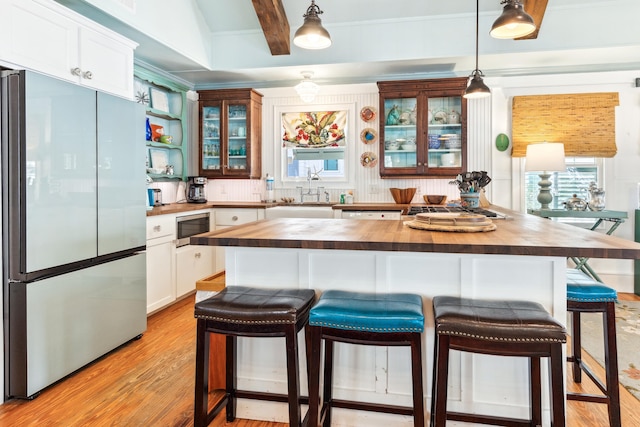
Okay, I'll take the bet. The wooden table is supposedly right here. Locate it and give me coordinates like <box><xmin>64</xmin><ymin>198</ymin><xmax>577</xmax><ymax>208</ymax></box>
<box><xmin>528</xmin><ymin>209</ymin><xmax>628</xmax><ymax>282</ymax></box>
<box><xmin>191</xmin><ymin>207</ymin><xmax>640</xmax><ymax>426</ymax></box>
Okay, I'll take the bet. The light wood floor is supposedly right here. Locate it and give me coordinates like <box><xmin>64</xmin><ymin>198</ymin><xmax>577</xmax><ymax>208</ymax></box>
<box><xmin>1</xmin><ymin>293</ymin><xmax>639</xmax><ymax>426</ymax></box>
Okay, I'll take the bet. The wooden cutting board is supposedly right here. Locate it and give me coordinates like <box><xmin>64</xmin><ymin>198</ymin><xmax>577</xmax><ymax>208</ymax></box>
<box><xmin>405</xmin><ymin>212</ymin><xmax>497</xmax><ymax>232</ymax></box>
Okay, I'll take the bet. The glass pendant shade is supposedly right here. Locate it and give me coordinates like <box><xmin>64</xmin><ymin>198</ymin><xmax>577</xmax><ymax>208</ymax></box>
<box><xmin>490</xmin><ymin>0</ymin><xmax>536</xmax><ymax>39</ymax></box>
<box><xmin>293</xmin><ymin>1</ymin><xmax>332</xmax><ymax>49</ymax></box>
<box><xmin>295</xmin><ymin>72</ymin><xmax>320</xmax><ymax>103</ymax></box>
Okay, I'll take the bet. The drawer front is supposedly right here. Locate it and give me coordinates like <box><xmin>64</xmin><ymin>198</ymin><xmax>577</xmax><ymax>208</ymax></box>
<box><xmin>215</xmin><ymin>209</ymin><xmax>259</xmax><ymax>226</ymax></box>
<box><xmin>146</xmin><ymin>215</ymin><xmax>175</xmax><ymax>240</ymax></box>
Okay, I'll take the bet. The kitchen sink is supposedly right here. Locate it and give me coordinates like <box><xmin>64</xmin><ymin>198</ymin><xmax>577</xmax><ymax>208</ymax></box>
<box><xmin>265</xmin><ymin>205</ymin><xmax>335</xmax><ymax>219</ymax></box>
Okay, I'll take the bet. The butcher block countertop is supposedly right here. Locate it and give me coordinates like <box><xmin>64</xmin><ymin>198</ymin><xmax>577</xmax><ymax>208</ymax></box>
<box><xmin>191</xmin><ymin>206</ymin><xmax>640</xmax><ymax>259</ymax></box>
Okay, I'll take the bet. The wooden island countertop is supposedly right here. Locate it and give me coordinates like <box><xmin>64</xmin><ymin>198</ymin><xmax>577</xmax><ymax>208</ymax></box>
<box><xmin>191</xmin><ymin>207</ymin><xmax>640</xmax><ymax>260</ymax></box>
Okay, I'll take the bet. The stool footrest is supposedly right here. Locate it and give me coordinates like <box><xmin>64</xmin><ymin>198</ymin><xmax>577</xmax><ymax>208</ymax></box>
<box><xmin>567</xmin><ymin>392</ymin><xmax>610</xmax><ymax>404</ymax></box>
<box><xmin>327</xmin><ymin>399</ymin><xmax>415</xmax><ymax>417</ymax></box>
<box><xmin>448</xmin><ymin>411</ymin><xmax>534</xmax><ymax>427</ymax></box>
<box><xmin>205</xmin><ymin>394</ymin><xmax>229</xmax><ymax>426</ymax></box>
<box><xmin>235</xmin><ymin>390</ymin><xmax>309</xmax><ymax>405</ymax></box>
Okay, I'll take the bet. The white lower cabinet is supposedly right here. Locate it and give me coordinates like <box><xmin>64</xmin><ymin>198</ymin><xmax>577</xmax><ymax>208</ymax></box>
<box><xmin>146</xmin><ymin>215</ymin><xmax>175</xmax><ymax>314</ymax></box>
<box><xmin>175</xmin><ymin>244</ymin><xmax>215</xmax><ymax>297</ymax></box>
<box><xmin>214</xmin><ymin>208</ymin><xmax>264</xmax><ymax>273</ymax></box>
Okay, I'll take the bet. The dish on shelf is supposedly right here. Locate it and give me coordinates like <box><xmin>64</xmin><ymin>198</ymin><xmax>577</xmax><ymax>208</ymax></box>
<box><xmin>360</xmin><ymin>106</ymin><xmax>376</xmax><ymax>122</ymax></box>
<box><xmin>401</xmin><ymin>141</ymin><xmax>417</xmax><ymax>151</ymax></box>
<box><xmin>360</xmin><ymin>151</ymin><xmax>378</xmax><ymax>167</ymax></box>
<box><xmin>149</xmin><ymin>148</ymin><xmax>169</xmax><ymax>169</ymax></box>
<box><xmin>384</xmin><ymin>140</ymin><xmax>399</xmax><ymax>150</ymax></box>
<box><xmin>360</xmin><ymin>128</ymin><xmax>377</xmax><ymax>144</ymax></box>
<box><xmin>432</xmin><ymin>109</ymin><xmax>448</xmax><ymax>124</ymax></box>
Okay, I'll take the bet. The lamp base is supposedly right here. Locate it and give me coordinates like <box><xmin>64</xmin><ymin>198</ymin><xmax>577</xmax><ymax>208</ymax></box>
<box><xmin>537</xmin><ymin>172</ymin><xmax>554</xmax><ymax>209</ymax></box>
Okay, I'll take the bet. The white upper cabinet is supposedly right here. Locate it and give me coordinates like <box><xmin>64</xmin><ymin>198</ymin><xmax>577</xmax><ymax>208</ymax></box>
<box><xmin>0</xmin><ymin>0</ymin><xmax>136</xmax><ymax>99</ymax></box>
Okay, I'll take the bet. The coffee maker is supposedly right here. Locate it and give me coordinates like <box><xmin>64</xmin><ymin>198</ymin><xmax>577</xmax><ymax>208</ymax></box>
<box><xmin>187</xmin><ymin>176</ymin><xmax>207</xmax><ymax>203</ymax></box>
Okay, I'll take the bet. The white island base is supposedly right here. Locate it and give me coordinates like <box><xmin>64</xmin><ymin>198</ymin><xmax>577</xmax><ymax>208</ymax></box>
<box><xmin>219</xmin><ymin>246</ymin><xmax>567</xmax><ymax>427</ymax></box>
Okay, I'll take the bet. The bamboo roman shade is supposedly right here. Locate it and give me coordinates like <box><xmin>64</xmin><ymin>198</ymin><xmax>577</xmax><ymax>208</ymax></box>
<box><xmin>511</xmin><ymin>92</ymin><xmax>619</xmax><ymax>157</ymax></box>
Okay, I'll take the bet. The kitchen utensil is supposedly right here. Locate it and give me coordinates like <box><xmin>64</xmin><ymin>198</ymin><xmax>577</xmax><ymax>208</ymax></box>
<box><xmin>424</xmin><ymin>195</ymin><xmax>447</xmax><ymax>205</ymax></box>
<box><xmin>564</xmin><ymin>194</ymin><xmax>588</xmax><ymax>211</ymax></box>
<box><xmin>389</xmin><ymin>188</ymin><xmax>416</xmax><ymax>204</ymax></box>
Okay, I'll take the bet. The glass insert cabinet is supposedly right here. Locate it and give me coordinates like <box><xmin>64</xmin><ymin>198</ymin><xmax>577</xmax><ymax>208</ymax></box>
<box><xmin>198</xmin><ymin>88</ymin><xmax>263</xmax><ymax>178</ymax></box>
<box><xmin>377</xmin><ymin>77</ymin><xmax>467</xmax><ymax>178</ymax></box>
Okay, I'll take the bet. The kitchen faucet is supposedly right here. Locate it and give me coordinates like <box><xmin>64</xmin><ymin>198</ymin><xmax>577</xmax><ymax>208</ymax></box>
<box><xmin>298</xmin><ymin>168</ymin><xmax>329</xmax><ymax>203</ymax></box>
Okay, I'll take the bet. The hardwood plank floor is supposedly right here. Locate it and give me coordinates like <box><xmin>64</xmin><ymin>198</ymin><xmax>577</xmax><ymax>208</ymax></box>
<box><xmin>0</xmin><ymin>293</ymin><xmax>638</xmax><ymax>426</ymax></box>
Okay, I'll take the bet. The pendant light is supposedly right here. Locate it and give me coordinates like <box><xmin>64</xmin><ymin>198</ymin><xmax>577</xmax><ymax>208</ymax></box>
<box><xmin>490</xmin><ymin>0</ymin><xmax>536</xmax><ymax>39</ymax></box>
<box><xmin>293</xmin><ymin>0</ymin><xmax>332</xmax><ymax>50</ymax></box>
<box><xmin>295</xmin><ymin>71</ymin><xmax>320</xmax><ymax>103</ymax></box>
<box><xmin>464</xmin><ymin>0</ymin><xmax>491</xmax><ymax>99</ymax></box>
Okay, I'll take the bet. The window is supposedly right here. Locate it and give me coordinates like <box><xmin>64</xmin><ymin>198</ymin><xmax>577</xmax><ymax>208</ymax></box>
<box><xmin>275</xmin><ymin>104</ymin><xmax>355</xmax><ymax>185</ymax></box>
<box><xmin>525</xmin><ymin>157</ymin><xmax>602</xmax><ymax>211</ymax></box>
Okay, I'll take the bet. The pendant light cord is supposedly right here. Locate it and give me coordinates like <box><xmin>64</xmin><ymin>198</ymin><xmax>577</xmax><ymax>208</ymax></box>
<box><xmin>474</xmin><ymin>0</ymin><xmax>480</xmax><ymax>72</ymax></box>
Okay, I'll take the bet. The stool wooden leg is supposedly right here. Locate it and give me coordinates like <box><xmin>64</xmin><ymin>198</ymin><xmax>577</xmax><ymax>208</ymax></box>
<box><xmin>603</xmin><ymin>301</ymin><xmax>621</xmax><ymax>427</ymax></box>
<box><xmin>226</xmin><ymin>335</ymin><xmax>237</xmax><ymax>422</ymax></box>
<box><xmin>431</xmin><ymin>334</ymin><xmax>450</xmax><ymax>427</ymax></box>
<box><xmin>285</xmin><ymin>325</ymin><xmax>303</xmax><ymax>427</ymax></box>
<box><xmin>307</xmin><ymin>325</ymin><xmax>321</xmax><ymax>427</ymax></box>
<box><xmin>322</xmin><ymin>338</ymin><xmax>334</xmax><ymax>427</ymax></box>
<box><xmin>571</xmin><ymin>310</ymin><xmax>583</xmax><ymax>383</ymax></box>
<box><xmin>549</xmin><ymin>343</ymin><xmax>566</xmax><ymax>427</ymax></box>
<box><xmin>410</xmin><ymin>333</ymin><xmax>425</xmax><ymax>427</ymax></box>
<box><xmin>529</xmin><ymin>357</ymin><xmax>542</xmax><ymax>426</ymax></box>
<box><xmin>194</xmin><ymin>320</ymin><xmax>210</xmax><ymax>427</ymax></box>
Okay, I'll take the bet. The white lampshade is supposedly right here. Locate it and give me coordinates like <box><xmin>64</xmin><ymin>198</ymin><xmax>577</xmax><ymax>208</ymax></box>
<box><xmin>295</xmin><ymin>71</ymin><xmax>319</xmax><ymax>103</ymax></box>
<box><xmin>525</xmin><ymin>143</ymin><xmax>566</xmax><ymax>172</ymax></box>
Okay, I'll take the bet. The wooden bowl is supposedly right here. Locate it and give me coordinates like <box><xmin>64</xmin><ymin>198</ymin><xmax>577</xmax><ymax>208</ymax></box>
<box><xmin>389</xmin><ymin>188</ymin><xmax>416</xmax><ymax>204</ymax></box>
<box><xmin>424</xmin><ymin>195</ymin><xmax>447</xmax><ymax>205</ymax></box>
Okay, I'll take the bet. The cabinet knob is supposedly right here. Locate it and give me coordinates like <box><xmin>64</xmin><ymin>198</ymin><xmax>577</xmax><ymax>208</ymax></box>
<box><xmin>195</xmin><ymin>252</ymin><xmax>201</xmax><ymax>258</ymax></box>
<box><xmin>71</xmin><ymin>67</ymin><xmax>82</xmax><ymax>77</ymax></box>
<box><xmin>153</xmin><ymin>225</ymin><xmax>161</xmax><ymax>232</ymax></box>
<box><xmin>232</xmin><ymin>216</ymin><xmax>238</xmax><ymax>221</ymax></box>
<box><xmin>83</xmin><ymin>71</ymin><xmax>93</xmax><ymax>80</ymax></box>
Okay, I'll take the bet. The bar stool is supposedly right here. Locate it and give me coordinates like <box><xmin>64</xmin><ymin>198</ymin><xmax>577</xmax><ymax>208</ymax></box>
<box><xmin>566</xmin><ymin>269</ymin><xmax>621</xmax><ymax>427</ymax></box>
<box><xmin>307</xmin><ymin>290</ymin><xmax>425</xmax><ymax>427</ymax></box>
<box><xmin>431</xmin><ymin>296</ymin><xmax>567</xmax><ymax>427</ymax></box>
<box><xmin>193</xmin><ymin>286</ymin><xmax>316</xmax><ymax>427</ymax></box>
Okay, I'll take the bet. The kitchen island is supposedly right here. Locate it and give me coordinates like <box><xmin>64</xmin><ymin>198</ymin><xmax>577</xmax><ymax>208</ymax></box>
<box><xmin>191</xmin><ymin>208</ymin><xmax>640</xmax><ymax>427</ymax></box>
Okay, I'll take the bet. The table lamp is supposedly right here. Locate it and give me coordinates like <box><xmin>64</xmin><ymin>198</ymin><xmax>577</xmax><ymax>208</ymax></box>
<box><xmin>525</xmin><ymin>142</ymin><xmax>566</xmax><ymax>209</ymax></box>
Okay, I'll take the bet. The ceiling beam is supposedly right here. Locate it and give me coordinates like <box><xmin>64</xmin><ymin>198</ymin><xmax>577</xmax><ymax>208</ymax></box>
<box><xmin>251</xmin><ymin>0</ymin><xmax>290</xmax><ymax>55</ymax></box>
<box><xmin>516</xmin><ymin>0</ymin><xmax>548</xmax><ymax>40</ymax></box>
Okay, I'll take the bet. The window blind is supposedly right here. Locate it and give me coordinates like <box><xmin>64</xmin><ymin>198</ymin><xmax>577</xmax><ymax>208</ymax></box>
<box><xmin>511</xmin><ymin>93</ymin><xmax>619</xmax><ymax>157</ymax></box>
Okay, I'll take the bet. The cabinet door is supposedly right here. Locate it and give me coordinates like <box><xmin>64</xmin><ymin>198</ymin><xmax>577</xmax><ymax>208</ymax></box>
<box><xmin>146</xmin><ymin>240</ymin><xmax>175</xmax><ymax>314</ymax></box>
<box><xmin>380</xmin><ymin>95</ymin><xmax>420</xmax><ymax>175</ymax></box>
<box><xmin>426</xmin><ymin>94</ymin><xmax>465</xmax><ymax>174</ymax></box>
<box><xmin>0</xmin><ymin>0</ymin><xmax>79</xmax><ymax>84</ymax></box>
<box><xmin>225</xmin><ymin>101</ymin><xmax>249</xmax><ymax>175</ymax></box>
<box><xmin>78</xmin><ymin>25</ymin><xmax>134</xmax><ymax>99</ymax></box>
<box><xmin>175</xmin><ymin>245</ymin><xmax>216</xmax><ymax>297</ymax></box>
<box><xmin>200</xmin><ymin>102</ymin><xmax>222</xmax><ymax>174</ymax></box>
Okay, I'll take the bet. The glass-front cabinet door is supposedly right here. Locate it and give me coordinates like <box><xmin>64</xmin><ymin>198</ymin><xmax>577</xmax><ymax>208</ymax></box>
<box><xmin>378</xmin><ymin>77</ymin><xmax>467</xmax><ymax>178</ymax></box>
<box><xmin>198</xmin><ymin>89</ymin><xmax>262</xmax><ymax>179</ymax></box>
<box><xmin>202</xmin><ymin>104</ymin><xmax>221</xmax><ymax>172</ymax></box>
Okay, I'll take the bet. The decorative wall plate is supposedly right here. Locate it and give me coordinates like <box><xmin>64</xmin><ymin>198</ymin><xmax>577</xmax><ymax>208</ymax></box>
<box><xmin>360</xmin><ymin>128</ymin><xmax>377</xmax><ymax>144</ymax></box>
<box><xmin>360</xmin><ymin>151</ymin><xmax>378</xmax><ymax>167</ymax></box>
<box><xmin>495</xmin><ymin>133</ymin><xmax>510</xmax><ymax>152</ymax></box>
<box><xmin>360</xmin><ymin>106</ymin><xmax>376</xmax><ymax>122</ymax></box>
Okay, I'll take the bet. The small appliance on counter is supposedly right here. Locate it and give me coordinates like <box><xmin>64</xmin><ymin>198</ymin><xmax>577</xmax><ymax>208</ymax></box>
<box><xmin>150</xmin><ymin>188</ymin><xmax>163</xmax><ymax>207</ymax></box>
<box><xmin>187</xmin><ymin>176</ymin><xmax>207</xmax><ymax>203</ymax></box>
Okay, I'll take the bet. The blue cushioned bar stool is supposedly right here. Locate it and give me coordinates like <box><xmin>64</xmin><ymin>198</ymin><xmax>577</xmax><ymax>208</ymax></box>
<box><xmin>193</xmin><ymin>286</ymin><xmax>316</xmax><ymax>427</ymax></box>
<box><xmin>307</xmin><ymin>290</ymin><xmax>425</xmax><ymax>427</ymax></box>
<box><xmin>431</xmin><ymin>296</ymin><xmax>567</xmax><ymax>427</ymax></box>
<box><xmin>566</xmin><ymin>269</ymin><xmax>621</xmax><ymax>427</ymax></box>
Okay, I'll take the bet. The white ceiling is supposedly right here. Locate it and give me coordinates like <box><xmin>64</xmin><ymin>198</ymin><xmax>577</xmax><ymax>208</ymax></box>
<box><xmin>59</xmin><ymin>0</ymin><xmax>640</xmax><ymax>89</ymax></box>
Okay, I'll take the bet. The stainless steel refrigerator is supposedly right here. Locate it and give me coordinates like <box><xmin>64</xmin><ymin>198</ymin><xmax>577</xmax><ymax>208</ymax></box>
<box><xmin>1</xmin><ymin>70</ymin><xmax>147</xmax><ymax>399</ymax></box>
